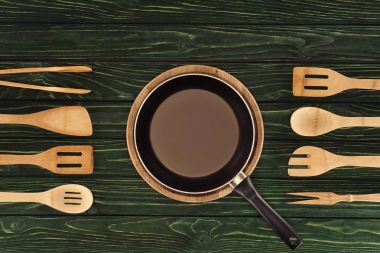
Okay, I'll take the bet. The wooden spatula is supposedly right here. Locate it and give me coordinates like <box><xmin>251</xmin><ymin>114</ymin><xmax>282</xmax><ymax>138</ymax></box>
<box><xmin>0</xmin><ymin>66</ymin><xmax>92</xmax><ymax>94</ymax></box>
<box><xmin>288</xmin><ymin>146</ymin><xmax>380</xmax><ymax>177</ymax></box>
<box><xmin>0</xmin><ymin>146</ymin><xmax>93</xmax><ymax>174</ymax></box>
<box><xmin>293</xmin><ymin>67</ymin><xmax>380</xmax><ymax>97</ymax></box>
<box><xmin>0</xmin><ymin>106</ymin><xmax>93</xmax><ymax>136</ymax></box>
<box><xmin>0</xmin><ymin>184</ymin><xmax>93</xmax><ymax>213</ymax></box>
<box><xmin>288</xmin><ymin>192</ymin><xmax>380</xmax><ymax>205</ymax></box>
<box><xmin>291</xmin><ymin>107</ymin><xmax>380</xmax><ymax>136</ymax></box>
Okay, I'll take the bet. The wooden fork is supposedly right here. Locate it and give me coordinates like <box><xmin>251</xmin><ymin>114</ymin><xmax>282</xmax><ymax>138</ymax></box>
<box><xmin>0</xmin><ymin>184</ymin><xmax>93</xmax><ymax>213</ymax></box>
<box><xmin>288</xmin><ymin>192</ymin><xmax>380</xmax><ymax>205</ymax></box>
<box><xmin>0</xmin><ymin>146</ymin><xmax>93</xmax><ymax>174</ymax></box>
<box><xmin>0</xmin><ymin>66</ymin><xmax>92</xmax><ymax>94</ymax></box>
<box><xmin>293</xmin><ymin>67</ymin><xmax>380</xmax><ymax>97</ymax></box>
<box><xmin>288</xmin><ymin>146</ymin><xmax>380</xmax><ymax>177</ymax></box>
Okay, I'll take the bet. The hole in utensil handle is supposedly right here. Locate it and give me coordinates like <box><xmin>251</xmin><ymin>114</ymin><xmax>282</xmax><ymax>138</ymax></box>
<box><xmin>234</xmin><ymin>177</ymin><xmax>303</xmax><ymax>250</ymax></box>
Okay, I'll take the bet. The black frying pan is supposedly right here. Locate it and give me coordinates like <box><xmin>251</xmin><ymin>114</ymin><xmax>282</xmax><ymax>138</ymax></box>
<box><xmin>127</xmin><ymin>65</ymin><xmax>303</xmax><ymax>250</ymax></box>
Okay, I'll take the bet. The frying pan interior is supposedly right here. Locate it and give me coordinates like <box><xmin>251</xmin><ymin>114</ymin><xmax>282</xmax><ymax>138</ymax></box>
<box><xmin>135</xmin><ymin>74</ymin><xmax>254</xmax><ymax>193</ymax></box>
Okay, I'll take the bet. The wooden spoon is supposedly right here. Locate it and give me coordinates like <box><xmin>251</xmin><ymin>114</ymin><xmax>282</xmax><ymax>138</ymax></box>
<box><xmin>0</xmin><ymin>184</ymin><xmax>93</xmax><ymax>214</ymax></box>
<box><xmin>291</xmin><ymin>107</ymin><xmax>380</xmax><ymax>136</ymax></box>
<box><xmin>0</xmin><ymin>146</ymin><xmax>93</xmax><ymax>174</ymax></box>
<box><xmin>0</xmin><ymin>106</ymin><xmax>93</xmax><ymax>136</ymax></box>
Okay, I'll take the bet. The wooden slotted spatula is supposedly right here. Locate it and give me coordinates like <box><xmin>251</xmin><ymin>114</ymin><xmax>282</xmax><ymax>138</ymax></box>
<box><xmin>288</xmin><ymin>192</ymin><xmax>380</xmax><ymax>205</ymax></box>
<box><xmin>0</xmin><ymin>184</ymin><xmax>93</xmax><ymax>213</ymax></box>
<box><xmin>291</xmin><ymin>107</ymin><xmax>380</xmax><ymax>136</ymax></box>
<box><xmin>0</xmin><ymin>106</ymin><xmax>93</xmax><ymax>136</ymax></box>
<box><xmin>0</xmin><ymin>66</ymin><xmax>92</xmax><ymax>94</ymax></box>
<box><xmin>288</xmin><ymin>146</ymin><xmax>380</xmax><ymax>177</ymax></box>
<box><xmin>0</xmin><ymin>146</ymin><xmax>93</xmax><ymax>174</ymax></box>
<box><xmin>293</xmin><ymin>67</ymin><xmax>380</xmax><ymax>97</ymax></box>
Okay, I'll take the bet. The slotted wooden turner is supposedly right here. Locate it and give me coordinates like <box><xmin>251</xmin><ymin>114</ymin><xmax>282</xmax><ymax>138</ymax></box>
<box><xmin>293</xmin><ymin>67</ymin><xmax>380</xmax><ymax>97</ymax></box>
<box><xmin>0</xmin><ymin>146</ymin><xmax>93</xmax><ymax>174</ymax></box>
<box><xmin>0</xmin><ymin>106</ymin><xmax>93</xmax><ymax>136</ymax></box>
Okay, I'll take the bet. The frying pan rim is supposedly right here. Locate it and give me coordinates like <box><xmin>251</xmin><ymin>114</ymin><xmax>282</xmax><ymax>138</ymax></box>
<box><xmin>134</xmin><ymin>73</ymin><xmax>255</xmax><ymax>194</ymax></box>
<box><xmin>127</xmin><ymin>65</ymin><xmax>264</xmax><ymax>203</ymax></box>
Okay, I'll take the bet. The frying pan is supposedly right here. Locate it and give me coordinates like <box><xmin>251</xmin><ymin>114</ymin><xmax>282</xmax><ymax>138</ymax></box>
<box><xmin>127</xmin><ymin>65</ymin><xmax>303</xmax><ymax>250</ymax></box>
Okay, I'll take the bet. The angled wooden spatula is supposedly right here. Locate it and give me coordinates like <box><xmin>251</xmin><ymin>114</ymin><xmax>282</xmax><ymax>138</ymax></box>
<box><xmin>0</xmin><ymin>106</ymin><xmax>93</xmax><ymax>136</ymax></box>
<box><xmin>0</xmin><ymin>184</ymin><xmax>93</xmax><ymax>213</ymax></box>
<box><xmin>0</xmin><ymin>66</ymin><xmax>92</xmax><ymax>94</ymax></box>
<box><xmin>293</xmin><ymin>67</ymin><xmax>380</xmax><ymax>97</ymax></box>
<box><xmin>0</xmin><ymin>146</ymin><xmax>93</xmax><ymax>174</ymax></box>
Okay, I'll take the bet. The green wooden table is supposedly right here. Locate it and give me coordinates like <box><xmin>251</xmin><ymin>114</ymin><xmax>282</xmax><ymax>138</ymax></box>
<box><xmin>1</xmin><ymin>1</ymin><xmax>380</xmax><ymax>252</ymax></box>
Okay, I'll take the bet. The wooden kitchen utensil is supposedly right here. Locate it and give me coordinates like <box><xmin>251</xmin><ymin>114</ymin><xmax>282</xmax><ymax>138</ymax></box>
<box><xmin>0</xmin><ymin>66</ymin><xmax>92</xmax><ymax>94</ymax></box>
<box><xmin>0</xmin><ymin>184</ymin><xmax>93</xmax><ymax>213</ymax></box>
<box><xmin>288</xmin><ymin>146</ymin><xmax>380</xmax><ymax>177</ymax></box>
<box><xmin>293</xmin><ymin>67</ymin><xmax>380</xmax><ymax>97</ymax></box>
<box><xmin>0</xmin><ymin>146</ymin><xmax>93</xmax><ymax>174</ymax></box>
<box><xmin>288</xmin><ymin>192</ymin><xmax>380</xmax><ymax>205</ymax></box>
<box><xmin>0</xmin><ymin>106</ymin><xmax>93</xmax><ymax>136</ymax></box>
<box><xmin>291</xmin><ymin>107</ymin><xmax>380</xmax><ymax>136</ymax></box>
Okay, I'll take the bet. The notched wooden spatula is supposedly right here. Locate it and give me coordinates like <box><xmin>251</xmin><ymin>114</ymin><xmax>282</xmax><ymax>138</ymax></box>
<box><xmin>0</xmin><ymin>184</ymin><xmax>93</xmax><ymax>214</ymax></box>
<box><xmin>293</xmin><ymin>67</ymin><xmax>380</xmax><ymax>97</ymax></box>
<box><xmin>0</xmin><ymin>106</ymin><xmax>93</xmax><ymax>136</ymax></box>
<box><xmin>0</xmin><ymin>146</ymin><xmax>93</xmax><ymax>174</ymax></box>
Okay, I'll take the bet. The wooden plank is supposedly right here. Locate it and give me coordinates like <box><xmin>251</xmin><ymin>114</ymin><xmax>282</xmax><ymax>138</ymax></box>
<box><xmin>0</xmin><ymin>1</ymin><xmax>380</xmax><ymax>25</ymax></box>
<box><xmin>1</xmin><ymin>139</ymin><xmax>380</xmax><ymax>180</ymax></box>
<box><xmin>0</xmin><ymin>25</ymin><xmax>380</xmax><ymax>62</ymax></box>
<box><xmin>1</xmin><ymin>102</ymin><xmax>380</xmax><ymax>140</ymax></box>
<box><xmin>1</xmin><ymin>62</ymin><xmax>380</xmax><ymax>102</ymax></box>
<box><xmin>0</xmin><ymin>216</ymin><xmax>378</xmax><ymax>252</ymax></box>
<box><xmin>0</xmin><ymin>177</ymin><xmax>378</xmax><ymax>217</ymax></box>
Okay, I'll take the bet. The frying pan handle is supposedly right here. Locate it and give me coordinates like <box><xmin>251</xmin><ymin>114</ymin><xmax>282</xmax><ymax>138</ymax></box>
<box><xmin>234</xmin><ymin>177</ymin><xmax>303</xmax><ymax>250</ymax></box>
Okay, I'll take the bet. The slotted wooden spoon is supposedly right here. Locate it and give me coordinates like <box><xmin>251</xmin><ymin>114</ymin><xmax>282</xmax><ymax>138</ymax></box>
<box><xmin>0</xmin><ymin>184</ymin><xmax>93</xmax><ymax>214</ymax></box>
<box><xmin>0</xmin><ymin>146</ymin><xmax>93</xmax><ymax>174</ymax></box>
<box><xmin>0</xmin><ymin>106</ymin><xmax>93</xmax><ymax>136</ymax></box>
<box><xmin>291</xmin><ymin>107</ymin><xmax>380</xmax><ymax>136</ymax></box>
<box><xmin>293</xmin><ymin>67</ymin><xmax>380</xmax><ymax>97</ymax></box>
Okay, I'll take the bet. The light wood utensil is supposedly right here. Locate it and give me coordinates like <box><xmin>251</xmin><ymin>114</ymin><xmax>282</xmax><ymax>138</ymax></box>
<box><xmin>0</xmin><ymin>184</ymin><xmax>93</xmax><ymax>213</ymax></box>
<box><xmin>293</xmin><ymin>67</ymin><xmax>380</xmax><ymax>97</ymax></box>
<box><xmin>291</xmin><ymin>107</ymin><xmax>380</xmax><ymax>136</ymax></box>
<box><xmin>0</xmin><ymin>146</ymin><xmax>93</xmax><ymax>174</ymax></box>
<box><xmin>288</xmin><ymin>192</ymin><xmax>380</xmax><ymax>205</ymax></box>
<box><xmin>0</xmin><ymin>66</ymin><xmax>92</xmax><ymax>94</ymax></box>
<box><xmin>0</xmin><ymin>106</ymin><xmax>93</xmax><ymax>136</ymax></box>
<box><xmin>288</xmin><ymin>146</ymin><xmax>380</xmax><ymax>177</ymax></box>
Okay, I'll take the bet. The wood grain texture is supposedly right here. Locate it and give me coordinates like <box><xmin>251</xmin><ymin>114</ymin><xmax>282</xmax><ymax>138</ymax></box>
<box><xmin>1</xmin><ymin>62</ymin><xmax>380</xmax><ymax>102</ymax></box>
<box><xmin>0</xmin><ymin>216</ymin><xmax>379</xmax><ymax>253</ymax></box>
<box><xmin>0</xmin><ymin>1</ymin><xmax>380</xmax><ymax>25</ymax></box>
<box><xmin>1</xmin><ymin>102</ymin><xmax>380</xmax><ymax>140</ymax></box>
<box><xmin>0</xmin><ymin>177</ymin><xmax>378</xmax><ymax>218</ymax></box>
<box><xmin>2</xmin><ymin>139</ymin><xmax>380</xmax><ymax>179</ymax></box>
<box><xmin>0</xmin><ymin>25</ymin><xmax>380</xmax><ymax>62</ymax></box>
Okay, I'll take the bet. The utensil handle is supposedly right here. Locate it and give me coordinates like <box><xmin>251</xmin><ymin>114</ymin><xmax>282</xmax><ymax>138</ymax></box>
<box><xmin>0</xmin><ymin>114</ymin><xmax>30</xmax><ymax>125</ymax></box>
<box><xmin>0</xmin><ymin>192</ymin><xmax>42</xmax><ymax>203</ymax></box>
<box><xmin>342</xmin><ymin>116</ymin><xmax>380</xmax><ymax>128</ymax></box>
<box><xmin>350</xmin><ymin>193</ymin><xmax>380</xmax><ymax>202</ymax></box>
<box><xmin>339</xmin><ymin>155</ymin><xmax>380</xmax><ymax>168</ymax></box>
<box><xmin>348</xmin><ymin>78</ymin><xmax>380</xmax><ymax>90</ymax></box>
<box><xmin>0</xmin><ymin>80</ymin><xmax>91</xmax><ymax>94</ymax></box>
<box><xmin>0</xmin><ymin>66</ymin><xmax>92</xmax><ymax>75</ymax></box>
<box><xmin>234</xmin><ymin>177</ymin><xmax>303</xmax><ymax>250</ymax></box>
<box><xmin>0</xmin><ymin>154</ymin><xmax>37</xmax><ymax>166</ymax></box>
